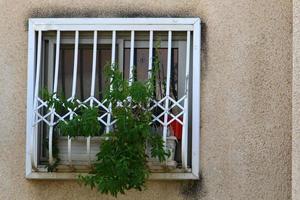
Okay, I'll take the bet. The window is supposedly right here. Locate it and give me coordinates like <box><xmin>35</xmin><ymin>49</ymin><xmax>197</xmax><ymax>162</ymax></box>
<box><xmin>26</xmin><ymin>18</ymin><xmax>201</xmax><ymax>179</ymax></box>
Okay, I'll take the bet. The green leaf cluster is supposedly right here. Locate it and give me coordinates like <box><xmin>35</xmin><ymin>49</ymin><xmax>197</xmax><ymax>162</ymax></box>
<box><xmin>42</xmin><ymin>42</ymin><xmax>169</xmax><ymax>196</ymax></box>
<box><xmin>58</xmin><ymin>106</ymin><xmax>101</xmax><ymax>138</ymax></box>
<box><xmin>79</xmin><ymin>64</ymin><xmax>169</xmax><ymax>196</ymax></box>
<box><xmin>41</xmin><ymin>90</ymin><xmax>102</xmax><ymax>138</ymax></box>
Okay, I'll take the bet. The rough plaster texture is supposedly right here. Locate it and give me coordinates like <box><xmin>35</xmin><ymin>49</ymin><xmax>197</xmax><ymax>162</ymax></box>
<box><xmin>294</xmin><ymin>0</ymin><xmax>300</xmax><ymax>200</ymax></box>
<box><xmin>0</xmin><ymin>0</ymin><xmax>292</xmax><ymax>199</ymax></box>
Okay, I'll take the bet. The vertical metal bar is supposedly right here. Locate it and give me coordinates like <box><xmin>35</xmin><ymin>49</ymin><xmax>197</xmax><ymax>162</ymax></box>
<box><xmin>71</xmin><ymin>31</ymin><xmax>79</xmax><ymax>98</ymax></box>
<box><xmin>162</xmin><ymin>31</ymin><xmax>172</xmax><ymax>149</ymax></box>
<box><xmin>148</xmin><ymin>30</ymin><xmax>153</xmax><ymax>78</ymax></box>
<box><xmin>31</xmin><ymin>30</ymin><xmax>42</xmax><ymax>169</ymax></box>
<box><xmin>33</xmin><ymin>30</ymin><xmax>43</xmax><ymax>111</ymax></box>
<box><xmin>192</xmin><ymin>20</ymin><xmax>201</xmax><ymax>177</ymax></box>
<box><xmin>181</xmin><ymin>31</ymin><xmax>190</xmax><ymax>169</ymax></box>
<box><xmin>53</xmin><ymin>31</ymin><xmax>61</xmax><ymax>93</ymax></box>
<box><xmin>129</xmin><ymin>30</ymin><xmax>135</xmax><ymax>85</ymax></box>
<box><xmin>87</xmin><ymin>30</ymin><xmax>98</xmax><ymax>163</ymax></box>
<box><xmin>48</xmin><ymin>30</ymin><xmax>61</xmax><ymax>165</ymax></box>
<box><xmin>111</xmin><ymin>31</ymin><xmax>116</xmax><ymax>64</ymax></box>
<box><xmin>68</xmin><ymin>30</ymin><xmax>79</xmax><ymax>165</ymax></box>
<box><xmin>90</xmin><ymin>31</ymin><xmax>98</xmax><ymax>98</ymax></box>
<box><xmin>106</xmin><ymin>30</ymin><xmax>116</xmax><ymax>133</ymax></box>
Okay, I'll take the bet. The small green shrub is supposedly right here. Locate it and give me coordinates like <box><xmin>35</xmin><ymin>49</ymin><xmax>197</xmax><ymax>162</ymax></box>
<box><xmin>42</xmin><ymin>62</ymin><xmax>169</xmax><ymax>196</ymax></box>
<box><xmin>79</xmin><ymin>64</ymin><xmax>169</xmax><ymax>196</ymax></box>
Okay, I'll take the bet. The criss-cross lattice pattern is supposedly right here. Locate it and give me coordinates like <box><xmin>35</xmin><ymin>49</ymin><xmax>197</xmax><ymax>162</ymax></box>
<box><xmin>34</xmin><ymin>94</ymin><xmax>186</xmax><ymax>129</ymax></box>
<box><xmin>27</xmin><ymin>18</ymin><xmax>201</xmax><ymax>176</ymax></box>
<box><xmin>150</xmin><ymin>95</ymin><xmax>185</xmax><ymax>126</ymax></box>
<box><xmin>33</xmin><ymin>97</ymin><xmax>111</xmax><ymax>127</ymax></box>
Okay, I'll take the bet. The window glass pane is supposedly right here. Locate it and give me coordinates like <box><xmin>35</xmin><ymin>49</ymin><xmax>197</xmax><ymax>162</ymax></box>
<box><xmin>58</xmin><ymin>45</ymin><xmax>74</xmax><ymax>98</ymax></box>
<box><xmin>124</xmin><ymin>48</ymin><xmax>179</xmax><ymax>100</ymax></box>
<box><xmin>57</xmin><ymin>44</ymin><xmax>111</xmax><ymax>101</ymax></box>
<box><xmin>96</xmin><ymin>47</ymin><xmax>111</xmax><ymax>100</ymax></box>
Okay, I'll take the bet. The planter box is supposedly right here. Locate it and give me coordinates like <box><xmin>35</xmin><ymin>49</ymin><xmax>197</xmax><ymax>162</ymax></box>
<box><xmin>53</xmin><ymin>135</ymin><xmax>178</xmax><ymax>172</ymax></box>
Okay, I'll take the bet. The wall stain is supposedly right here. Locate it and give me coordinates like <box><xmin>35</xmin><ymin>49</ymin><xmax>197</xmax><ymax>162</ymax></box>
<box><xmin>180</xmin><ymin>175</ymin><xmax>206</xmax><ymax>200</ymax></box>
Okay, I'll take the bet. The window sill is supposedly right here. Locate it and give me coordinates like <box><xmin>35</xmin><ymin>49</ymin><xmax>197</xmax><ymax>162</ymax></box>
<box><xmin>25</xmin><ymin>171</ymin><xmax>199</xmax><ymax>180</ymax></box>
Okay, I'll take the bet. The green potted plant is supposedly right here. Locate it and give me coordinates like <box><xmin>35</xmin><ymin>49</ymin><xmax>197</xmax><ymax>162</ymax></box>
<box><xmin>42</xmin><ymin>63</ymin><xmax>170</xmax><ymax>196</ymax></box>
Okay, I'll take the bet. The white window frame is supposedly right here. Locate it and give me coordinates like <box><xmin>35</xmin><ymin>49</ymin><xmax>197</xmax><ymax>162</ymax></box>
<box><xmin>26</xmin><ymin>18</ymin><xmax>201</xmax><ymax>180</ymax></box>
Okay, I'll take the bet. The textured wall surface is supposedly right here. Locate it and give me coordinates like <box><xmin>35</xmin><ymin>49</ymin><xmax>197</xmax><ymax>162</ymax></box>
<box><xmin>0</xmin><ymin>0</ymin><xmax>292</xmax><ymax>199</ymax></box>
<box><xmin>294</xmin><ymin>0</ymin><xmax>300</xmax><ymax>200</ymax></box>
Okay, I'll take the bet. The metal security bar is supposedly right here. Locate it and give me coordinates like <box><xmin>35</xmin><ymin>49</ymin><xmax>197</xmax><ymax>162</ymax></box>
<box><xmin>26</xmin><ymin>18</ymin><xmax>201</xmax><ymax>180</ymax></box>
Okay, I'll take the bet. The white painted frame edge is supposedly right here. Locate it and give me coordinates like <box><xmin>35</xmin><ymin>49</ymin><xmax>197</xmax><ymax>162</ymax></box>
<box><xmin>29</xmin><ymin>18</ymin><xmax>200</xmax><ymax>31</ymax></box>
<box><xmin>192</xmin><ymin>17</ymin><xmax>201</xmax><ymax>179</ymax></box>
<box><xmin>30</xmin><ymin>18</ymin><xmax>200</xmax><ymax>25</ymax></box>
<box><xmin>26</xmin><ymin>19</ymin><xmax>36</xmax><ymax>177</ymax></box>
<box><xmin>26</xmin><ymin>172</ymin><xmax>199</xmax><ymax>180</ymax></box>
<box><xmin>25</xmin><ymin>17</ymin><xmax>201</xmax><ymax>180</ymax></box>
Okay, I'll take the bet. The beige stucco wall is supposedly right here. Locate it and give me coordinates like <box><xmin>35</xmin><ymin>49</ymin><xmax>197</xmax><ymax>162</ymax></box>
<box><xmin>294</xmin><ymin>0</ymin><xmax>300</xmax><ymax>200</ymax></box>
<box><xmin>0</xmin><ymin>0</ymin><xmax>292</xmax><ymax>199</ymax></box>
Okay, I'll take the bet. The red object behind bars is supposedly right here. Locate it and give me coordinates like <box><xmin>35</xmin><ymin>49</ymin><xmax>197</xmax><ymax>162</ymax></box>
<box><xmin>168</xmin><ymin>116</ymin><xmax>183</xmax><ymax>140</ymax></box>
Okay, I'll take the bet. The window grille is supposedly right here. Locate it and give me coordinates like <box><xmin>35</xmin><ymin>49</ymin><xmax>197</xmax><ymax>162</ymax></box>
<box><xmin>26</xmin><ymin>18</ymin><xmax>201</xmax><ymax>180</ymax></box>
